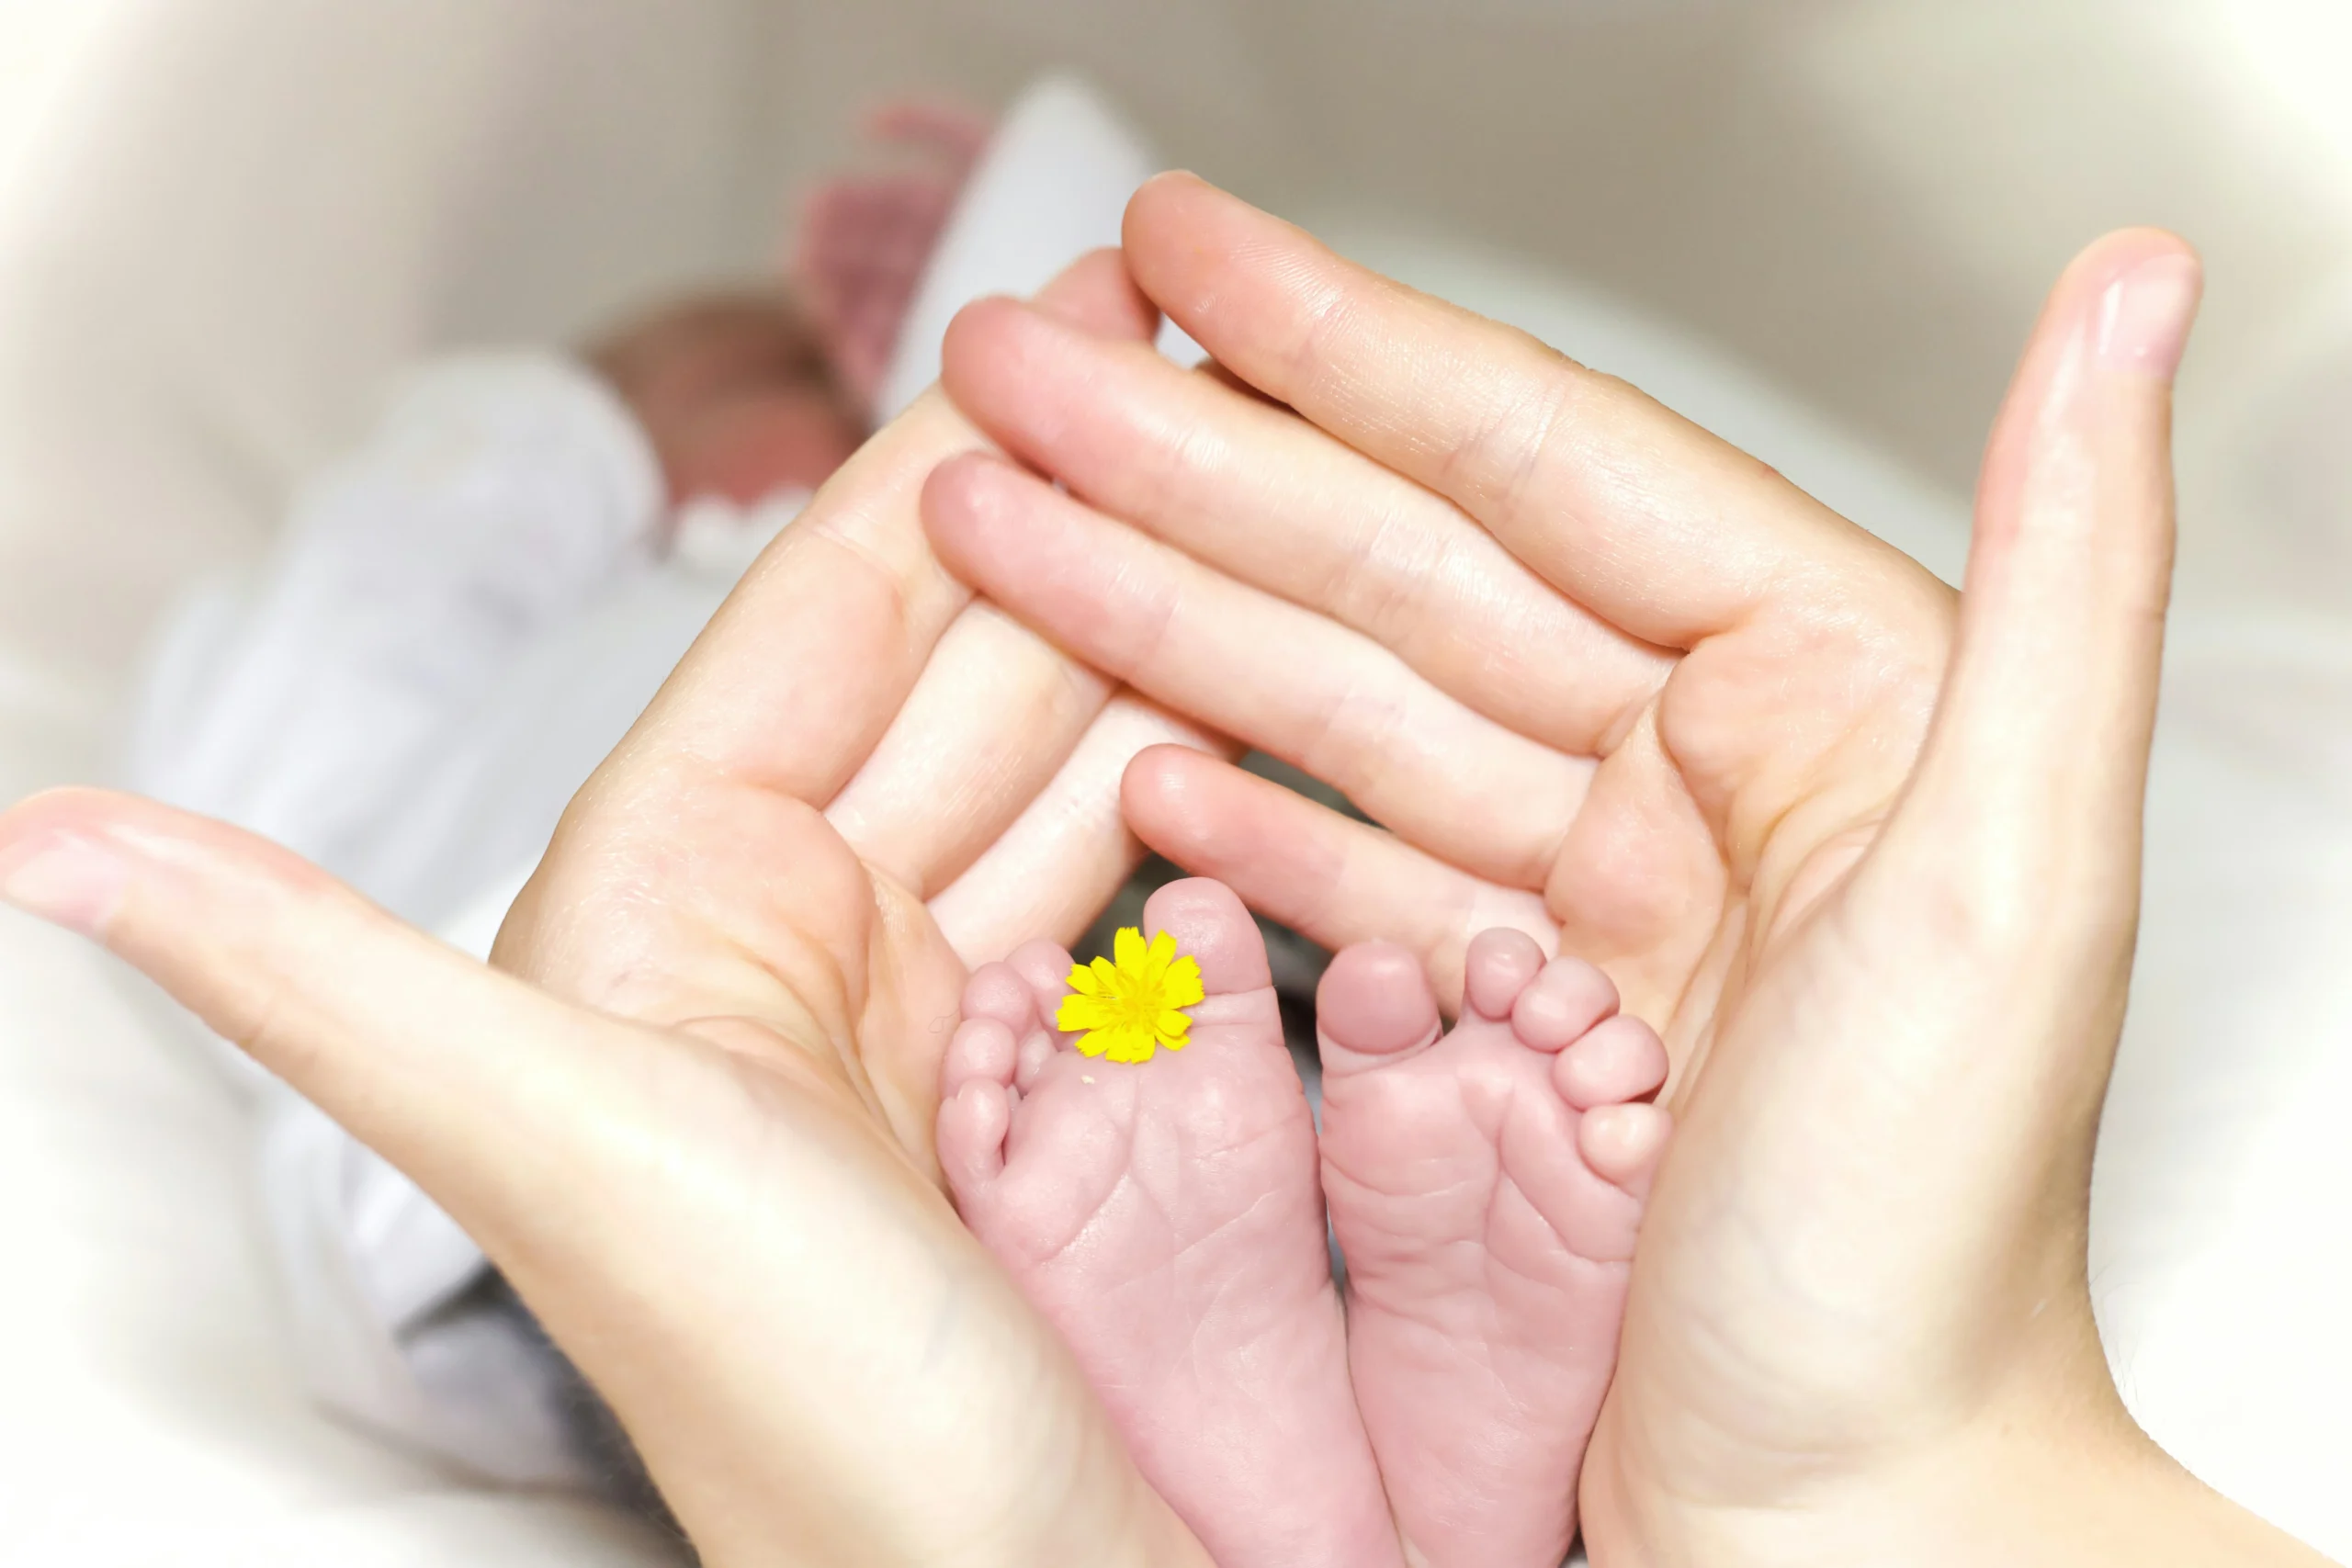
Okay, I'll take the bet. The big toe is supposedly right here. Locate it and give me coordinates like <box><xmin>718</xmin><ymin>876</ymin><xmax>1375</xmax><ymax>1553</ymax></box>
<box><xmin>1141</xmin><ymin>878</ymin><xmax>1275</xmax><ymax>1027</ymax></box>
<box><xmin>1315</xmin><ymin>942</ymin><xmax>1442</xmax><ymax>1073</ymax></box>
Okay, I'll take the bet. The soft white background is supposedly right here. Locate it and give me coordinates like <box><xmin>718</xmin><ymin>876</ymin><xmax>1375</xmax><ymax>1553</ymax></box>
<box><xmin>0</xmin><ymin>2</ymin><xmax>2347</xmax><ymax>1562</ymax></box>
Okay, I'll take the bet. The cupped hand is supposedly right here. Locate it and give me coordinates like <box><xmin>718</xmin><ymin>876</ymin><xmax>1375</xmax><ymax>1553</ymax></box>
<box><xmin>927</xmin><ymin>173</ymin><xmax>1954</xmax><ymax>1072</ymax></box>
<box><xmin>508</xmin><ymin>246</ymin><xmax>1222</xmax><ymax>1167</ymax></box>
<box><xmin>932</xmin><ymin>178</ymin><xmax>2329</xmax><ymax>1562</ymax></box>
<box><xmin>0</xmin><ymin>248</ymin><xmax>1217</xmax><ymax>1567</ymax></box>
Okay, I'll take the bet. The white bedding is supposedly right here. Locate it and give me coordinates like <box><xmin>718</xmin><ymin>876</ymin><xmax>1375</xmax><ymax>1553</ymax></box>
<box><xmin>1</xmin><ymin>3</ymin><xmax>2348</xmax><ymax>1563</ymax></box>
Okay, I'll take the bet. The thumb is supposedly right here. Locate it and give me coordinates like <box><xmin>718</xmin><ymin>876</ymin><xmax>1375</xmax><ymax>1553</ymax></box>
<box><xmin>0</xmin><ymin>786</ymin><xmax>640</xmax><ymax>1257</ymax></box>
<box><xmin>1877</xmin><ymin>231</ymin><xmax>2200</xmax><ymax>962</ymax></box>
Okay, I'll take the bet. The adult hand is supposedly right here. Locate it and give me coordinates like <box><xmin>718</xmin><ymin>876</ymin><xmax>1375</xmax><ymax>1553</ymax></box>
<box><xmin>927</xmin><ymin>174</ymin><xmax>1951</xmax><ymax>1064</ymax></box>
<box><xmin>0</xmin><ymin>248</ymin><xmax>1217</xmax><ymax>1567</ymax></box>
<box><xmin>928</xmin><ymin>177</ymin><xmax>2331</xmax><ymax>1562</ymax></box>
<box><xmin>508</xmin><ymin>245</ymin><xmax>1221</xmax><ymax>1167</ymax></box>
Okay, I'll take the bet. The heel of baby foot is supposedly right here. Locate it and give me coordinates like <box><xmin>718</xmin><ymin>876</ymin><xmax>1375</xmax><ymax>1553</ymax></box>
<box><xmin>1578</xmin><ymin>1101</ymin><xmax>1671</xmax><ymax>1198</ymax></box>
<box><xmin>1315</xmin><ymin>941</ymin><xmax>1442</xmax><ymax>1074</ymax></box>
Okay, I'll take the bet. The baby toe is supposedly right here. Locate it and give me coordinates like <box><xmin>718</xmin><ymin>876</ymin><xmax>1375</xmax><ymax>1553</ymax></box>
<box><xmin>942</xmin><ymin>1016</ymin><xmax>1019</xmax><ymax>1100</ymax></box>
<box><xmin>1140</xmin><ymin>878</ymin><xmax>1277</xmax><ymax>1031</ymax></box>
<box><xmin>1003</xmin><ymin>939</ymin><xmax>1077</xmax><ymax>1026</ymax></box>
<box><xmin>1577</xmin><ymin>1101</ymin><xmax>1671</xmax><ymax>1198</ymax></box>
<box><xmin>938</xmin><ymin>1077</ymin><xmax>1013</xmax><ymax>1197</ymax></box>
<box><xmin>1553</xmin><ymin>1014</ymin><xmax>1669</xmax><ymax>1111</ymax></box>
<box><xmin>1315</xmin><ymin>942</ymin><xmax>1442</xmax><ymax>1075</ymax></box>
<box><xmin>1013</xmin><ymin>1027</ymin><xmax>1058</xmax><ymax>1091</ymax></box>
<box><xmin>964</xmin><ymin>958</ymin><xmax>1046</xmax><ymax>1035</ymax></box>
<box><xmin>1510</xmin><ymin>956</ymin><xmax>1620</xmax><ymax>1052</ymax></box>
<box><xmin>1141</xmin><ymin>878</ymin><xmax>1271</xmax><ymax>995</ymax></box>
<box><xmin>1461</xmin><ymin>927</ymin><xmax>1547</xmax><ymax>1020</ymax></box>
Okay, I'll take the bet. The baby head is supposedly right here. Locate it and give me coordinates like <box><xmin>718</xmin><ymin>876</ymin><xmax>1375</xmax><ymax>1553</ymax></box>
<box><xmin>590</xmin><ymin>291</ymin><xmax>865</xmax><ymax>508</ymax></box>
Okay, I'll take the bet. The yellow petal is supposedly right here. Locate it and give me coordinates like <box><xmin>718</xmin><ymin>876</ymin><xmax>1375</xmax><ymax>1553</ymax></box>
<box><xmin>1161</xmin><ymin>956</ymin><xmax>1205</xmax><ymax>1010</ymax></box>
<box><xmin>1106</xmin><ymin>1026</ymin><xmax>1155</xmax><ymax>1064</ymax></box>
<box><xmin>1091</xmin><ymin>955</ymin><xmax>1122</xmax><ymax>994</ymax></box>
<box><xmin>1074</xmin><ymin>1028</ymin><xmax>1111</xmax><ymax>1058</ymax></box>
<box><xmin>1066</xmin><ymin>962</ymin><xmax>1105</xmax><ymax>998</ymax></box>
<box><xmin>1145</xmin><ymin>930</ymin><xmax>1176</xmax><ymax>980</ymax></box>
<box><xmin>1057</xmin><ymin>995</ymin><xmax>1114</xmax><ymax>1033</ymax></box>
<box><xmin>1156</xmin><ymin>1010</ymin><xmax>1192</xmax><ymax>1045</ymax></box>
<box><xmin>1114</xmin><ymin>926</ymin><xmax>1147</xmax><ymax>975</ymax></box>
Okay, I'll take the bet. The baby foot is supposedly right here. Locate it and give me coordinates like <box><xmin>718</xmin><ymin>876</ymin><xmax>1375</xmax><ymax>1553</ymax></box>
<box><xmin>938</xmin><ymin>879</ymin><xmax>1403</xmax><ymax>1568</ymax></box>
<box><xmin>1318</xmin><ymin>931</ymin><xmax>1671</xmax><ymax>1568</ymax></box>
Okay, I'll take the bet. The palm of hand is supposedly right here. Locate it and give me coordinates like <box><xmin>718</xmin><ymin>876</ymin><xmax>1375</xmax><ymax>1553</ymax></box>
<box><xmin>498</xmin><ymin>752</ymin><xmax>967</xmax><ymax>1157</ymax></box>
<box><xmin>926</xmin><ymin>174</ymin><xmax>2160</xmax><ymax>1560</ymax></box>
<box><xmin>502</xmin><ymin>254</ymin><xmax>1195</xmax><ymax>1169</ymax></box>
<box><xmin>1545</xmin><ymin>574</ymin><xmax>1952</xmax><ymax>1065</ymax></box>
<box><xmin>1433</xmin><ymin>530</ymin><xmax>1993</xmax><ymax>1536</ymax></box>
<box><xmin>452</xmin><ymin>254</ymin><xmax>1218</xmax><ymax>1557</ymax></box>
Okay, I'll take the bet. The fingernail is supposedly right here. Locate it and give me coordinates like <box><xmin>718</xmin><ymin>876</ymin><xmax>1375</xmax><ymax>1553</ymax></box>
<box><xmin>2096</xmin><ymin>252</ymin><xmax>2202</xmax><ymax>378</ymax></box>
<box><xmin>0</xmin><ymin>831</ymin><xmax>130</xmax><ymax>937</ymax></box>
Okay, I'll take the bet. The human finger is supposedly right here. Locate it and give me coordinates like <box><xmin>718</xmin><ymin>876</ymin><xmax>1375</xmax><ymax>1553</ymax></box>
<box><xmin>822</xmin><ymin>258</ymin><xmax>1169</xmax><ymax>893</ymax></box>
<box><xmin>0</xmin><ymin>788</ymin><xmax>672</xmax><ymax>1244</ymax></box>
<box><xmin>1119</xmin><ymin>173</ymin><xmax>1906</xmax><ymax>649</ymax></box>
<box><xmin>1117</xmin><ymin>745</ymin><xmax>1556</xmax><ymax>1009</ymax></box>
<box><xmin>610</xmin><ymin>247</ymin><xmax>1155</xmax><ymax>805</ymax></box>
<box><xmin>826</xmin><ymin>599</ymin><xmax>1114</xmax><ymax>897</ymax></box>
<box><xmin>1879</xmin><ymin>231</ymin><xmax>2199</xmax><ymax>965</ymax></box>
<box><xmin>939</xmin><ymin>294</ymin><xmax>1670</xmax><ymax>753</ymax></box>
<box><xmin>930</xmin><ymin>696</ymin><xmax>1229</xmax><ymax>963</ymax></box>
<box><xmin>925</xmin><ymin>451</ymin><xmax>1591</xmax><ymax>888</ymax></box>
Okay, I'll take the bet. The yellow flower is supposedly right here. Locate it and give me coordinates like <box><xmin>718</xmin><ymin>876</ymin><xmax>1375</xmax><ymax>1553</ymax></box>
<box><xmin>1056</xmin><ymin>926</ymin><xmax>1206</xmax><ymax>1064</ymax></box>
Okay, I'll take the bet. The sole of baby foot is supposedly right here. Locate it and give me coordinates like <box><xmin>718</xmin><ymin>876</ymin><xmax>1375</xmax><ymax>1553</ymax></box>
<box><xmin>1317</xmin><ymin>930</ymin><xmax>1672</xmax><ymax>1568</ymax></box>
<box><xmin>936</xmin><ymin>877</ymin><xmax>1404</xmax><ymax>1568</ymax></box>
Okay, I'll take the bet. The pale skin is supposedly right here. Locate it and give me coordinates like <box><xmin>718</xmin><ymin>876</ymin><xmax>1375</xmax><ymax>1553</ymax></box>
<box><xmin>934</xmin><ymin>875</ymin><xmax>1671</xmax><ymax>1568</ymax></box>
<box><xmin>0</xmin><ymin>247</ymin><xmax>1226</xmax><ymax>1568</ymax></box>
<box><xmin>925</xmin><ymin>175</ymin><xmax>2337</xmax><ymax>1566</ymax></box>
<box><xmin>0</xmin><ymin>175</ymin><xmax>2334</xmax><ymax>1567</ymax></box>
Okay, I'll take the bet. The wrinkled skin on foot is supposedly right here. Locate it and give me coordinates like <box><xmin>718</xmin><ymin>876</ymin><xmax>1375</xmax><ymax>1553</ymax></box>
<box><xmin>1318</xmin><ymin>931</ymin><xmax>1668</xmax><ymax>1568</ymax></box>
<box><xmin>939</xmin><ymin>879</ymin><xmax>1399</xmax><ymax>1568</ymax></box>
<box><xmin>931</xmin><ymin>179</ymin><xmax>2327</xmax><ymax>1563</ymax></box>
